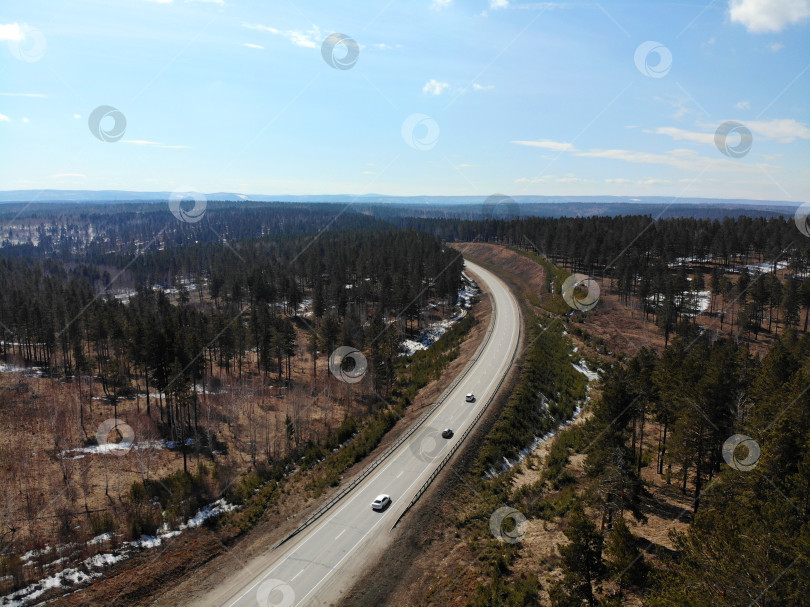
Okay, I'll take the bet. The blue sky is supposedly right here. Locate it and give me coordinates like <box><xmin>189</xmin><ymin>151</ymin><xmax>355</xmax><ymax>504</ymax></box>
<box><xmin>1</xmin><ymin>0</ymin><xmax>808</xmax><ymax>201</ymax></box>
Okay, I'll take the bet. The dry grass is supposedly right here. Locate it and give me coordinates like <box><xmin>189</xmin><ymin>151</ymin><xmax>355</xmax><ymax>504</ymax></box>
<box><xmin>32</xmin><ymin>290</ymin><xmax>494</xmax><ymax>606</ymax></box>
<box><xmin>0</xmin><ymin>288</ymin><xmax>481</xmax><ymax>602</ymax></box>
<box><xmin>342</xmin><ymin>244</ymin><xmax>710</xmax><ymax>607</ymax></box>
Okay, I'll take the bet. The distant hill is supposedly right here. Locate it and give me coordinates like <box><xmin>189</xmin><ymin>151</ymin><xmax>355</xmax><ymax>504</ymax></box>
<box><xmin>0</xmin><ymin>190</ymin><xmax>803</xmax><ymax>208</ymax></box>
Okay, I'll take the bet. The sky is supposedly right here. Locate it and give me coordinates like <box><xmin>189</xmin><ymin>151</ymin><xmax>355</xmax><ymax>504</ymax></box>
<box><xmin>1</xmin><ymin>0</ymin><xmax>809</xmax><ymax>201</ymax></box>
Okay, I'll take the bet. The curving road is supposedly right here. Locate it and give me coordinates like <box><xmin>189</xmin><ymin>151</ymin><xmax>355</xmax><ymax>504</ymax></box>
<box><xmin>213</xmin><ymin>260</ymin><xmax>521</xmax><ymax>607</ymax></box>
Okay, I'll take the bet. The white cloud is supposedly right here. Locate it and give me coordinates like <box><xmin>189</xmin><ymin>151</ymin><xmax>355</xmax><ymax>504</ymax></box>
<box><xmin>73</xmin><ymin>114</ymin><xmax>81</xmax><ymax>119</ymax></box>
<box><xmin>511</xmin><ymin>139</ymin><xmax>575</xmax><ymax>151</ymax></box>
<box><xmin>582</xmin><ymin>148</ymin><xmax>692</xmax><ymax>168</ymax></box>
<box><xmin>491</xmin><ymin>0</ymin><xmax>509</xmax><ymax>8</ymax></box>
<box><xmin>576</xmin><ymin>147</ymin><xmax>755</xmax><ymax>172</ymax></box>
<box><xmin>373</xmin><ymin>43</ymin><xmax>392</xmax><ymax>50</ymax></box>
<box><xmin>123</xmin><ymin>140</ymin><xmax>189</xmax><ymax>149</ymax></box>
<box><xmin>473</xmin><ymin>83</ymin><xmax>495</xmax><ymax>91</ymax></box>
<box><xmin>0</xmin><ymin>113</ymin><xmax>10</xmax><ymax>122</ymax></box>
<box><xmin>22</xmin><ymin>117</ymin><xmax>29</xmax><ymax>123</ymax></box>
<box><xmin>512</xmin><ymin>132</ymin><xmax>786</xmax><ymax>174</ymax></box>
<box><xmin>649</xmin><ymin>120</ymin><xmax>810</xmax><ymax>145</ymax></box>
<box><xmin>769</xmin><ymin>41</ymin><xmax>785</xmax><ymax>51</ymax></box>
<box><xmin>515</xmin><ymin>175</ymin><xmax>554</xmax><ymax>183</ymax></box>
<box><xmin>243</xmin><ymin>43</ymin><xmax>264</xmax><ymax>50</ymax></box>
<box><xmin>648</xmin><ymin>127</ymin><xmax>715</xmax><ymax>145</ymax></box>
<box><xmin>144</xmin><ymin>0</ymin><xmax>227</xmax><ymax>4</ymax></box>
<box><xmin>735</xmin><ymin>100</ymin><xmax>752</xmax><ymax>110</ymax></box>
<box><xmin>0</xmin><ymin>92</ymin><xmax>46</xmax><ymax>98</ymax></box>
<box><xmin>605</xmin><ymin>178</ymin><xmax>632</xmax><ymax>184</ymax></box>
<box><xmin>0</xmin><ymin>22</ymin><xmax>23</xmax><ymax>40</ymax></box>
<box><xmin>423</xmin><ymin>79</ymin><xmax>450</xmax><ymax>95</ymax></box>
<box><xmin>729</xmin><ymin>0</ymin><xmax>810</xmax><ymax>33</ymax></box>
<box><xmin>746</xmin><ymin>118</ymin><xmax>810</xmax><ymax>142</ymax></box>
<box><xmin>243</xmin><ymin>23</ymin><xmax>322</xmax><ymax>49</ymax></box>
<box><xmin>50</xmin><ymin>173</ymin><xmax>86</xmax><ymax>179</ymax></box>
<box><xmin>431</xmin><ymin>0</ymin><xmax>453</xmax><ymax>9</ymax></box>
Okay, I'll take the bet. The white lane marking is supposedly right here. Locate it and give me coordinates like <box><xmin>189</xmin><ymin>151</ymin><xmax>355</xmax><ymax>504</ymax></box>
<box><xmin>335</xmin><ymin>529</ymin><xmax>345</xmax><ymax>540</ymax></box>
<box><xmin>296</xmin><ymin>437</ymin><xmax>472</xmax><ymax>607</ymax></box>
<box><xmin>396</xmin><ymin>471</ymin><xmax>403</xmax><ymax>478</ymax></box>
<box><xmin>291</xmin><ymin>568</ymin><xmax>305</xmax><ymax>581</ymax></box>
<box><xmin>228</xmin><ymin>262</ymin><xmax>520</xmax><ymax>607</ymax></box>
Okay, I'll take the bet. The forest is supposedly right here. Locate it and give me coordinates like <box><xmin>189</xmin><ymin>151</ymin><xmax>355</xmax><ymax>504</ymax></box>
<box><xmin>432</xmin><ymin>261</ymin><xmax>808</xmax><ymax>607</ymax></box>
<box><xmin>1</xmin><ymin>202</ymin><xmax>809</xmax><ymax>606</ymax></box>
<box><xmin>0</xmin><ymin>203</ymin><xmax>469</xmax><ymax>601</ymax></box>
<box><xmin>530</xmin><ymin>332</ymin><xmax>810</xmax><ymax>606</ymax></box>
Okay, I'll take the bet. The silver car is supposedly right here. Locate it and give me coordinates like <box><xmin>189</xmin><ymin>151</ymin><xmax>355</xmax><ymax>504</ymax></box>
<box><xmin>371</xmin><ymin>494</ymin><xmax>391</xmax><ymax>511</ymax></box>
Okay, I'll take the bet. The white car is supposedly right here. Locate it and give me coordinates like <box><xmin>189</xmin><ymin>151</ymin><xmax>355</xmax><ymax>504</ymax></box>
<box><xmin>465</xmin><ymin>393</ymin><xmax>475</xmax><ymax>402</ymax></box>
<box><xmin>371</xmin><ymin>494</ymin><xmax>391</xmax><ymax>511</ymax></box>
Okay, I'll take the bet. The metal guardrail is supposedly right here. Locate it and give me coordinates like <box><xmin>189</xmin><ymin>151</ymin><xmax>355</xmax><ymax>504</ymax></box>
<box><xmin>272</xmin><ymin>283</ymin><xmax>500</xmax><ymax>550</ymax></box>
<box><xmin>391</xmin><ymin>295</ymin><xmax>522</xmax><ymax>530</ymax></box>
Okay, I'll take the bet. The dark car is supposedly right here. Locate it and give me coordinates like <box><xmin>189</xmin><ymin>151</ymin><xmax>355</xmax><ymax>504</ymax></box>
<box><xmin>441</xmin><ymin>428</ymin><xmax>454</xmax><ymax>439</ymax></box>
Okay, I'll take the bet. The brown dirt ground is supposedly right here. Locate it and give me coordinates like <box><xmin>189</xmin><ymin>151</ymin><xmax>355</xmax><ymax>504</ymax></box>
<box><xmin>453</xmin><ymin>242</ymin><xmax>780</xmax><ymax>359</ymax></box>
<box><xmin>0</xmin><ymin>318</ymin><xmax>405</xmax><ymax>596</ymax></box>
<box><xmin>339</xmin><ymin>244</ymin><xmax>699</xmax><ymax>607</ymax></box>
<box><xmin>42</xmin><ymin>283</ymin><xmax>494</xmax><ymax>606</ymax></box>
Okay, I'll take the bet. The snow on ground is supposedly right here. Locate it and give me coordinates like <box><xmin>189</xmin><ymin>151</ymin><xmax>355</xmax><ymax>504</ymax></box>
<box><xmin>400</xmin><ymin>311</ymin><xmax>466</xmax><ymax>356</ymax></box>
<box><xmin>484</xmin><ymin>360</ymin><xmax>600</xmax><ymax>479</ymax></box>
<box><xmin>297</xmin><ymin>298</ymin><xmax>312</xmax><ymax>316</ymax></box>
<box><xmin>1</xmin><ymin>499</ymin><xmax>235</xmax><ymax>607</ymax></box>
<box><xmin>731</xmin><ymin>260</ymin><xmax>789</xmax><ymax>274</ymax></box>
<box><xmin>572</xmin><ymin>361</ymin><xmax>600</xmax><ymax>382</ymax></box>
<box><xmin>59</xmin><ymin>436</ymin><xmax>198</xmax><ymax>459</ymax></box>
<box><xmin>0</xmin><ymin>364</ymin><xmax>46</xmax><ymax>377</ymax></box>
<box><xmin>647</xmin><ymin>290</ymin><xmax>710</xmax><ymax>316</ymax></box>
<box><xmin>400</xmin><ymin>279</ymin><xmax>478</xmax><ymax>356</ymax></box>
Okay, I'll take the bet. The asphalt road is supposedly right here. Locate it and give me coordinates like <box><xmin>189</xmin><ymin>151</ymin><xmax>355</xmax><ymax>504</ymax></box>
<box><xmin>218</xmin><ymin>260</ymin><xmax>521</xmax><ymax>607</ymax></box>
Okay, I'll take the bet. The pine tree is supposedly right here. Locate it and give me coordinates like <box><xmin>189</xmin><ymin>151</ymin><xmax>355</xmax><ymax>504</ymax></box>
<box><xmin>603</xmin><ymin>518</ymin><xmax>647</xmax><ymax>598</ymax></box>
<box><xmin>549</xmin><ymin>501</ymin><xmax>605</xmax><ymax>607</ymax></box>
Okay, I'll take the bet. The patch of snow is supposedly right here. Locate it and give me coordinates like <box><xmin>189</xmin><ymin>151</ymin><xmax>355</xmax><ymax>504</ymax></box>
<box><xmin>59</xmin><ymin>439</ymin><xmax>166</xmax><ymax>458</ymax></box>
<box><xmin>2</xmin><ymin>498</ymin><xmax>236</xmax><ymax>606</ymax></box>
<box><xmin>646</xmin><ymin>290</ymin><xmax>710</xmax><ymax>316</ymax></box>
<box><xmin>87</xmin><ymin>533</ymin><xmax>110</xmax><ymax>546</ymax></box>
<box><xmin>0</xmin><ymin>364</ymin><xmax>45</xmax><ymax>377</ymax></box>
<box><xmin>572</xmin><ymin>362</ymin><xmax>600</xmax><ymax>383</ymax></box>
<box><xmin>400</xmin><ymin>278</ymin><xmax>477</xmax><ymax>356</ymax></box>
